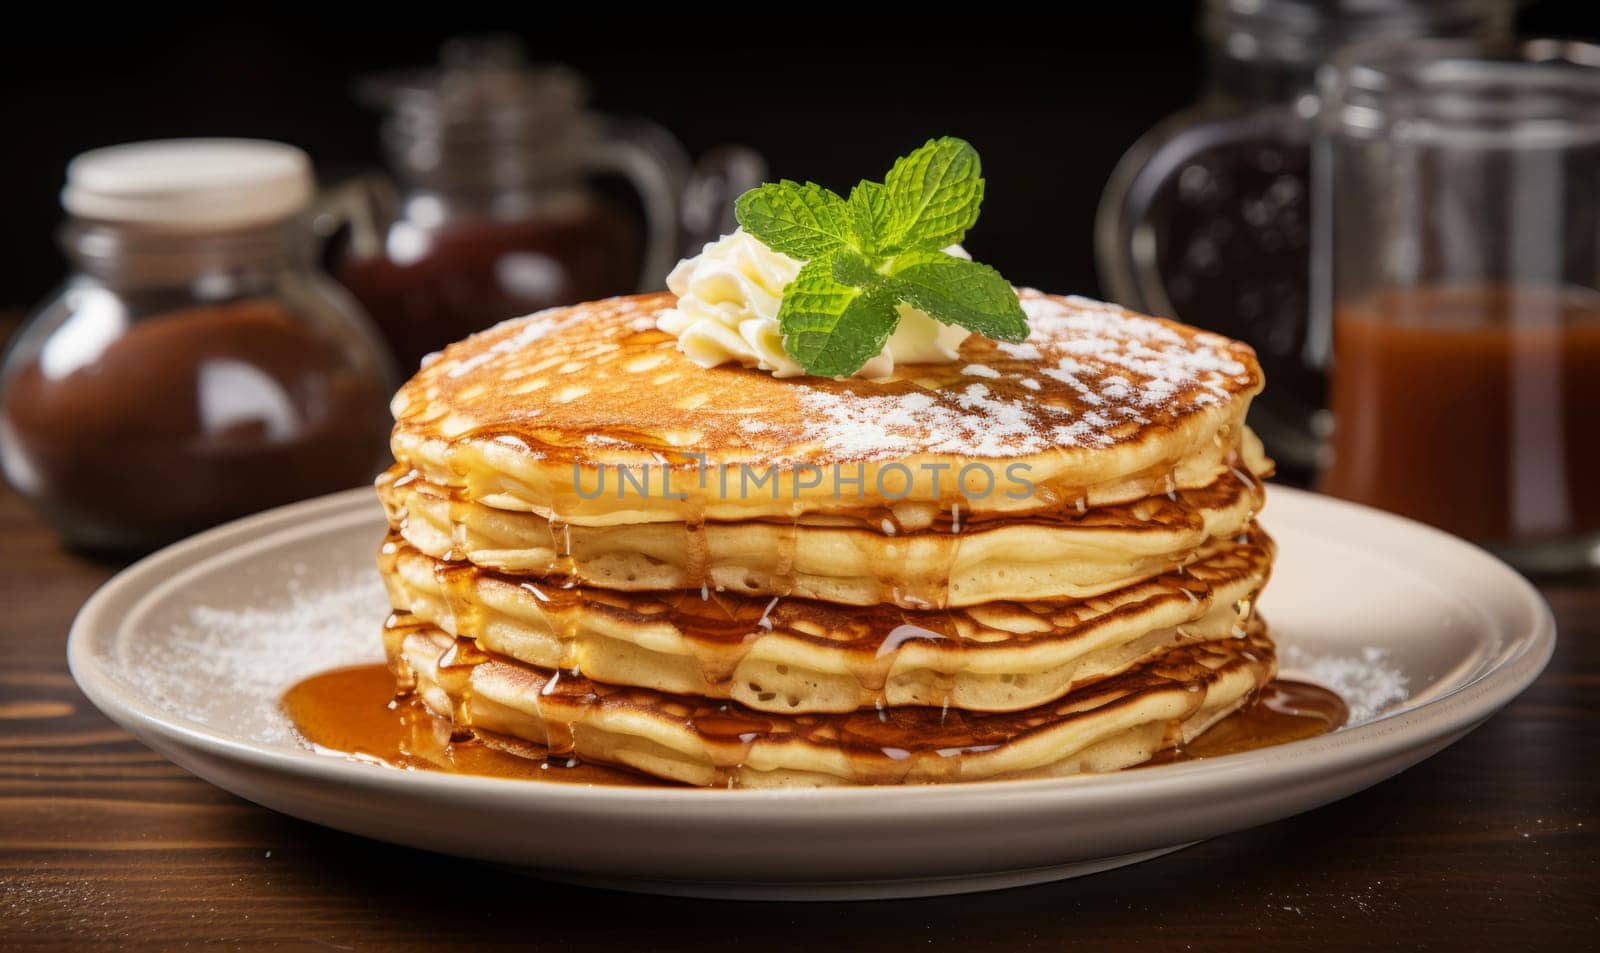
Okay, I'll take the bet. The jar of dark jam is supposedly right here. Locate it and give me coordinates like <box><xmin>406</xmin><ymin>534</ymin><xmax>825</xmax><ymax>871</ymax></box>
<box><xmin>336</xmin><ymin>37</ymin><xmax>760</xmax><ymax>374</ymax></box>
<box><xmin>0</xmin><ymin>139</ymin><xmax>396</xmax><ymax>553</ymax></box>
<box><xmin>1095</xmin><ymin>0</ymin><xmax>1510</xmax><ymax>475</ymax></box>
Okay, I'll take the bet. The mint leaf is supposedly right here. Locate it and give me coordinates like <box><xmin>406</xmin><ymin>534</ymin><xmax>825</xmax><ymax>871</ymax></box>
<box><xmin>778</xmin><ymin>254</ymin><xmax>900</xmax><ymax>377</ymax></box>
<box><xmin>734</xmin><ymin>180</ymin><xmax>855</xmax><ymax>260</ymax></box>
<box><xmin>827</xmin><ymin>249</ymin><xmax>882</xmax><ymax>288</ymax></box>
<box><xmin>885</xmin><ymin>250</ymin><xmax>1029</xmax><ymax>342</ymax></box>
<box><xmin>879</xmin><ymin>137</ymin><xmax>984</xmax><ymax>253</ymax></box>
<box><xmin>847</xmin><ymin>181</ymin><xmax>890</xmax><ymax>254</ymax></box>
<box><xmin>731</xmin><ymin>136</ymin><xmax>1028</xmax><ymax>376</ymax></box>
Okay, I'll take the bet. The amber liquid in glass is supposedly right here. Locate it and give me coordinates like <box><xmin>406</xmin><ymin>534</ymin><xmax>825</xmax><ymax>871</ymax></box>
<box><xmin>1321</xmin><ymin>284</ymin><xmax>1600</xmax><ymax>542</ymax></box>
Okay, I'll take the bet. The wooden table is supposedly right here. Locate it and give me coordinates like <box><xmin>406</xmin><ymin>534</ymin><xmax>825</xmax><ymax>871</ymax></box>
<box><xmin>0</xmin><ymin>475</ymin><xmax>1595</xmax><ymax>951</ymax></box>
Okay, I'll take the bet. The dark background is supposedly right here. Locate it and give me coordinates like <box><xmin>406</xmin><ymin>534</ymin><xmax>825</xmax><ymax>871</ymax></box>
<box><xmin>0</xmin><ymin>3</ymin><xmax>1591</xmax><ymax>311</ymax></box>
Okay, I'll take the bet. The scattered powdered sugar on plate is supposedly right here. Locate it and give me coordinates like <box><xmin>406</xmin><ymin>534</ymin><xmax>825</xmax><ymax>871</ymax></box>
<box><xmin>116</xmin><ymin>568</ymin><xmax>387</xmax><ymax>746</ymax></box>
<box><xmin>1280</xmin><ymin>644</ymin><xmax>1411</xmax><ymax>725</ymax></box>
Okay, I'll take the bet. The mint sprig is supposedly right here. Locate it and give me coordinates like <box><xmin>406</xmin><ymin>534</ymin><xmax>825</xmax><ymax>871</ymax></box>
<box><xmin>733</xmin><ymin>137</ymin><xmax>1028</xmax><ymax>377</ymax></box>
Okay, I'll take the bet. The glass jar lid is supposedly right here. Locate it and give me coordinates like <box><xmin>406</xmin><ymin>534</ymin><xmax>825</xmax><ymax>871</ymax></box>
<box><xmin>1323</xmin><ymin>38</ymin><xmax>1600</xmax><ymax>145</ymax></box>
<box><xmin>1203</xmin><ymin>0</ymin><xmax>1512</xmax><ymax>66</ymax></box>
<box><xmin>62</xmin><ymin>138</ymin><xmax>314</xmax><ymax>231</ymax></box>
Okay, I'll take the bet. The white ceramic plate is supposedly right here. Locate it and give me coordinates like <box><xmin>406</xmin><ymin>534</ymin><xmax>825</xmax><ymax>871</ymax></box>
<box><xmin>68</xmin><ymin>486</ymin><xmax>1553</xmax><ymax>901</ymax></box>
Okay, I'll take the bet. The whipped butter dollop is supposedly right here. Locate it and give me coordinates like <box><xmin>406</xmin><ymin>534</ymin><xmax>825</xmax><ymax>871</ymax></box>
<box><xmin>657</xmin><ymin>229</ymin><xmax>971</xmax><ymax>379</ymax></box>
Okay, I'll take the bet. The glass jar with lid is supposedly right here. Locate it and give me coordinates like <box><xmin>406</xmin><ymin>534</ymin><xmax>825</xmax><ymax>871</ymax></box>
<box><xmin>0</xmin><ymin>139</ymin><xmax>396</xmax><ymax>553</ymax></box>
<box><xmin>1095</xmin><ymin>0</ymin><xmax>1511</xmax><ymax>474</ymax></box>
<box><xmin>1316</xmin><ymin>39</ymin><xmax>1600</xmax><ymax>570</ymax></box>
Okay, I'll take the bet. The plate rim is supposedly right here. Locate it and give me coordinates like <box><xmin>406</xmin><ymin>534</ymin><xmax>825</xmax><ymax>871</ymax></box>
<box><xmin>67</xmin><ymin>484</ymin><xmax>1556</xmax><ymax>815</ymax></box>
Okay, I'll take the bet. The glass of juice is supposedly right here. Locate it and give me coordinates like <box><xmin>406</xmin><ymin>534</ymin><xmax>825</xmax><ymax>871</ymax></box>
<box><xmin>1314</xmin><ymin>38</ymin><xmax>1600</xmax><ymax>571</ymax></box>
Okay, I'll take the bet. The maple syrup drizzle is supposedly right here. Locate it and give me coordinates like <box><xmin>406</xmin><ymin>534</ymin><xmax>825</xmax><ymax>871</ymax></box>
<box><xmin>283</xmin><ymin>665</ymin><xmax>1344</xmax><ymax>786</ymax></box>
<box><xmin>382</xmin><ymin>529</ymin><xmax>1272</xmax><ymax>695</ymax></box>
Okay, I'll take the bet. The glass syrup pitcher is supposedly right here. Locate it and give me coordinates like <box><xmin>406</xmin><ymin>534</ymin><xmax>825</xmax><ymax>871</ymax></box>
<box><xmin>333</xmin><ymin>36</ymin><xmax>764</xmax><ymax>374</ymax></box>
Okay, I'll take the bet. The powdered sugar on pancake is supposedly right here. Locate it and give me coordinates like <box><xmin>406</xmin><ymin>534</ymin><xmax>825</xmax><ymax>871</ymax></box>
<box><xmin>796</xmin><ymin>382</ymin><xmax>1090</xmax><ymax>459</ymax></box>
<box><xmin>792</xmin><ymin>292</ymin><xmax>1256</xmax><ymax>461</ymax></box>
<box><xmin>392</xmin><ymin>291</ymin><xmax>1260</xmax><ymax>469</ymax></box>
<box><xmin>1026</xmin><ymin>295</ymin><xmax>1246</xmax><ymax>406</ymax></box>
<box><xmin>435</xmin><ymin>296</ymin><xmax>640</xmax><ymax>381</ymax></box>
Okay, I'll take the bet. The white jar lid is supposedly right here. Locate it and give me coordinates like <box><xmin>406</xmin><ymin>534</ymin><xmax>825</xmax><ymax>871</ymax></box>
<box><xmin>62</xmin><ymin>138</ymin><xmax>314</xmax><ymax>230</ymax></box>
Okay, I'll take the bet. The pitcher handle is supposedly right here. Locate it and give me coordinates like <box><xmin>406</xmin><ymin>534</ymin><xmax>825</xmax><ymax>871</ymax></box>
<box><xmin>583</xmin><ymin>119</ymin><xmax>691</xmax><ymax>291</ymax></box>
<box><xmin>680</xmin><ymin>145</ymin><xmax>768</xmax><ymax>251</ymax></box>
<box><xmin>310</xmin><ymin>171</ymin><xmax>398</xmax><ymax>262</ymax></box>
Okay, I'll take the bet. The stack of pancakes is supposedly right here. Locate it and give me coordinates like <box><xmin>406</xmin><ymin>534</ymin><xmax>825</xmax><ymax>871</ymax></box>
<box><xmin>376</xmin><ymin>290</ymin><xmax>1276</xmax><ymax>787</ymax></box>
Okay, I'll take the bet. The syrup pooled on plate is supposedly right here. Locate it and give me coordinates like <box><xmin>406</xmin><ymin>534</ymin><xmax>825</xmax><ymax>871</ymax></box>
<box><xmin>1147</xmin><ymin>679</ymin><xmax>1348</xmax><ymax>766</ymax></box>
<box><xmin>282</xmin><ymin>663</ymin><xmax>664</xmax><ymax>786</ymax></box>
<box><xmin>283</xmin><ymin>665</ymin><xmax>1345</xmax><ymax>783</ymax></box>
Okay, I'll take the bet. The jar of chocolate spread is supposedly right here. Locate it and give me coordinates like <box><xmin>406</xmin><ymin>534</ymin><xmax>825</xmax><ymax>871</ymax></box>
<box><xmin>0</xmin><ymin>139</ymin><xmax>397</xmax><ymax>552</ymax></box>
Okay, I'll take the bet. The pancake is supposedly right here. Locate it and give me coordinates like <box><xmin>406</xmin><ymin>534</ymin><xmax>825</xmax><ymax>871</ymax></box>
<box><xmin>389</xmin><ymin>618</ymin><xmax>1277</xmax><ymax>787</ymax></box>
<box><xmin>358</xmin><ymin>282</ymin><xmax>1286</xmax><ymax>789</ymax></box>
<box><xmin>378</xmin><ymin>464</ymin><xmax>1266</xmax><ymax>607</ymax></box>
<box><xmin>379</xmin><ymin>528</ymin><xmax>1273</xmax><ymax>714</ymax></box>
<box><xmin>388</xmin><ymin>290</ymin><xmax>1265</xmax><ymax>526</ymax></box>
